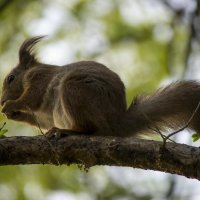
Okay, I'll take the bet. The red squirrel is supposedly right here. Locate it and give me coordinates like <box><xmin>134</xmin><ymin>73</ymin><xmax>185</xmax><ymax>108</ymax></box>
<box><xmin>1</xmin><ymin>36</ymin><xmax>200</xmax><ymax>137</ymax></box>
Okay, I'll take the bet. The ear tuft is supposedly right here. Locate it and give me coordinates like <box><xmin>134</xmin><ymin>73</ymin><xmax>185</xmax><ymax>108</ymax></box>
<box><xmin>19</xmin><ymin>36</ymin><xmax>45</xmax><ymax>68</ymax></box>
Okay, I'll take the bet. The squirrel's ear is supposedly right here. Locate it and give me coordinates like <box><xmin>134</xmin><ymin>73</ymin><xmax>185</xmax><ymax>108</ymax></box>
<box><xmin>19</xmin><ymin>36</ymin><xmax>45</xmax><ymax>69</ymax></box>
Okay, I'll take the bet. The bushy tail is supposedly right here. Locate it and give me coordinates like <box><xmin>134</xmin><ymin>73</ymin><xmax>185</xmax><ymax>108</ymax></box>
<box><xmin>124</xmin><ymin>81</ymin><xmax>200</xmax><ymax>136</ymax></box>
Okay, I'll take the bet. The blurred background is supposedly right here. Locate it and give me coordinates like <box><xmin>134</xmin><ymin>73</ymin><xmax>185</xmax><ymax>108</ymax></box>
<box><xmin>0</xmin><ymin>0</ymin><xmax>200</xmax><ymax>199</ymax></box>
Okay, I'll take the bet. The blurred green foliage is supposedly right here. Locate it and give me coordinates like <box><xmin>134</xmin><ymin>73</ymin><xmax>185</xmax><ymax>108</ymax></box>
<box><xmin>0</xmin><ymin>0</ymin><xmax>197</xmax><ymax>200</ymax></box>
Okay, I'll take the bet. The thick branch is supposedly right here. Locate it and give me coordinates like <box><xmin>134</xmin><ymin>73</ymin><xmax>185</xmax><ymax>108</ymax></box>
<box><xmin>0</xmin><ymin>135</ymin><xmax>200</xmax><ymax>180</ymax></box>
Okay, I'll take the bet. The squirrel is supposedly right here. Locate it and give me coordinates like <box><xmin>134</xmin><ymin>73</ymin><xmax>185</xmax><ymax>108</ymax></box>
<box><xmin>1</xmin><ymin>36</ymin><xmax>200</xmax><ymax>137</ymax></box>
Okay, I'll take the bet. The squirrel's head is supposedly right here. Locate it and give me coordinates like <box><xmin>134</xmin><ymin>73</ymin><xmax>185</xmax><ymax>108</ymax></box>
<box><xmin>1</xmin><ymin>36</ymin><xmax>44</xmax><ymax>106</ymax></box>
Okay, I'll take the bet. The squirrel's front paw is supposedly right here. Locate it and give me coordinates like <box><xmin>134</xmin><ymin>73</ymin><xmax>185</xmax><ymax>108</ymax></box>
<box><xmin>7</xmin><ymin>111</ymin><xmax>22</xmax><ymax>119</ymax></box>
<box><xmin>1</xmin><ymin>101</ymin><xmax>19</xmax><ymax>119</ymax></box>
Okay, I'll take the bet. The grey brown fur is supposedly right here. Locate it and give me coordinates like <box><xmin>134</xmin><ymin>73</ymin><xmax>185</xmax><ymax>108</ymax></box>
<box><xmin>1</xmin><ymin>36</ymin><xmax>200</xmax><ymax>136</ymax></box>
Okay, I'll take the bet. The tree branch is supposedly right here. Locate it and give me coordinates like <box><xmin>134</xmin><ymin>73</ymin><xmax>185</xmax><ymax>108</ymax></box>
<box><xmin>0</xmin><ymin>0</ymin><xmax>13</xmax><ymax>12</ymax></box>
<box><xmin>0</xmin><ymin>135</ymin><xmax>200</xmax><ymax>180</ymax></box>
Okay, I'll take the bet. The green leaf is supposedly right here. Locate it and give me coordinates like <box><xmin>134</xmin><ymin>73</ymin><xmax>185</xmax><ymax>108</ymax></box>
<box><xmin>0</xmin><ymin>129</ymin><xmax>8</xmax><ymax>136</ymax></box>
<box><xmin>192</xmin><ymin>133</ymin><xmax>200</xmax><ymax>142</ymax></box>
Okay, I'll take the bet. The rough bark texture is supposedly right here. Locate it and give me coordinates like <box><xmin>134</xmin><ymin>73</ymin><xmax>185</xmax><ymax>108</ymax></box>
<box><xmin>0</xmin><ymin>134</ymin><xmax>200</xmax><ymax>180</ymax></box>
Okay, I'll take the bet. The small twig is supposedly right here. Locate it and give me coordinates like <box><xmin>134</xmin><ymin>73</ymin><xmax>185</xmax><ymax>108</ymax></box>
<box><xmin>0</xmin><ymin>122</ymin><xmax>6</xmax><ymax>131</ymax></box>
<box><xmin>148</xmin><ymin>126</ymin><xmax>176</xmax><ymax>143</ymax></box>
<box><xmin>140</xmin><ymin>109</ymin><xmax>167</xmax><ymax>141</ymax></box>
<box><xmin>163</xmin><ymin>101</ymin><xmax>200</xmax><ymax>147</ymax></box>
<box><xmin>0</xmin><ymin>121</ymin><xmax>9</xmax><ymax>155</ymax></box>
<box><xmin>0</xmin><ymin>122</ymin><xmax>7</xmax><ymax>150</ymax></box>
<box><xmin>148</xmin><ymin>125</ymin><xmax>165</xmax><ymax>141</ymax></box>
<box><xmin>26</xmin><ymin>107</ymin><xmax>60</xmax><ymax>165</ymax></box>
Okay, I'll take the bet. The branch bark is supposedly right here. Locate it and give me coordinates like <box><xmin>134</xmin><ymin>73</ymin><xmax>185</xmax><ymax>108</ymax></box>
<box><xmin>0</xmin><ymin>135</ymin><xmax>200</xmax><ymax>180</ymax></box>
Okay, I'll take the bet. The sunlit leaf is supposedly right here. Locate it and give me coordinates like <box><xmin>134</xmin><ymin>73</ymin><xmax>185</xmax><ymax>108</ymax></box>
<box><xmin>192</xmin><ymin>133</ymin><xmax>200</xmax><ymax>142</ymax></box>
<box><xmin>0</xmin><ymin>129</ymin><xmax>8</xmax><ymax>136</ymax></box>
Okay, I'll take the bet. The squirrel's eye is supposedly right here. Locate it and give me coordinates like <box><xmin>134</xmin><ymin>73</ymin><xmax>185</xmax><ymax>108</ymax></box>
<box><xmin>7</xmin><ymin>75</ymin><xmax>15</xmax><ymax>84</ymax></box>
